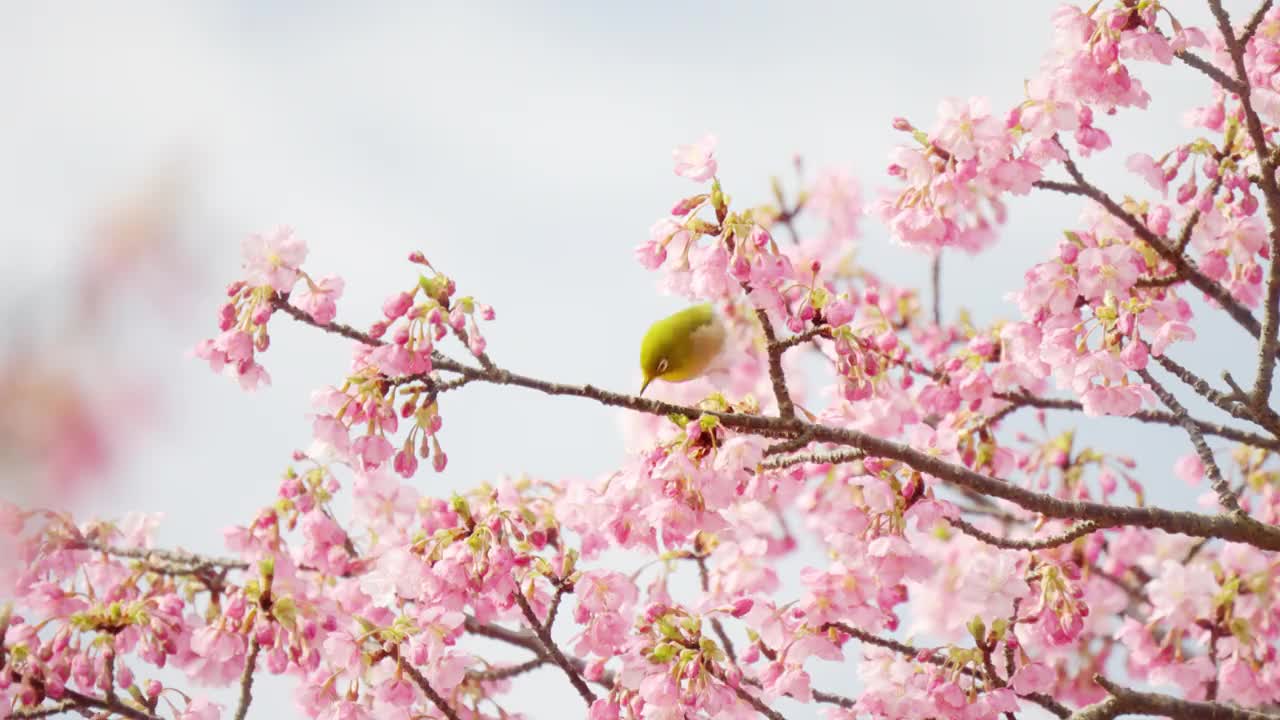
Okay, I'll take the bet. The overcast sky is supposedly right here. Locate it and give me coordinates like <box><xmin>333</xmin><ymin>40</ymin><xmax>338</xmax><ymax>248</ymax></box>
<box><xmin>1</xmin><ymin>1</ymin><xmax>1265</xmax><ymax>717</ymax></box>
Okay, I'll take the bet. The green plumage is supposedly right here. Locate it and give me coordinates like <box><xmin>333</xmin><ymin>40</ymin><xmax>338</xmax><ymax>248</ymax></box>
<box><xmin>639</xmin><ymin>303</ymin><xmax>726</xmax><ymax>394</ymax></box>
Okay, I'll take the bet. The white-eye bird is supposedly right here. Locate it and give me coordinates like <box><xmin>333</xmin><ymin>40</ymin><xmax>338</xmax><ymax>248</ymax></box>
<box><xmin>638</xmin><ymin>303</ymin><xmax>727</xmax><ymax>395</ymax></box>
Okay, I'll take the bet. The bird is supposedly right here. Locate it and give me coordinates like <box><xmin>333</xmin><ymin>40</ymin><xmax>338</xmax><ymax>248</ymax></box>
<box><xmin>638</xmin><ymin>303</ymin><xmax>727</xmax><ymax>395</ymax></box>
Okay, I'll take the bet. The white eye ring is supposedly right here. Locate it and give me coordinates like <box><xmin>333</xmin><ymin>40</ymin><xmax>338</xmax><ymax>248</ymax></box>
<box><xmin>657</xmin><ymin>358</ymin><xmax>669</xmax><ymax>373</ymax></box>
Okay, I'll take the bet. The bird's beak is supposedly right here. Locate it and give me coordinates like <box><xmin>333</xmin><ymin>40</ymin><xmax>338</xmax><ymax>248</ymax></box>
<box><xmin>639</xmin><ymin>376</ymin><xmax>653</xmax><ymax>396</ymax></box>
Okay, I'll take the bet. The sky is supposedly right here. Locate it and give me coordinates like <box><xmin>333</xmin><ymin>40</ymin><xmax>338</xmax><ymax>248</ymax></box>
<box><xmin>0</xmin><ymin>1</ymin><xmax>1267</xmax><ymax>717</ymax></box>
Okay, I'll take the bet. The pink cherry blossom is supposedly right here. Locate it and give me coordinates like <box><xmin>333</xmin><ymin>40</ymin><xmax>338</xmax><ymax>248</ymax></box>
<box><xmin>672</xmin><ymin>134</ymin><xmax>718</xmax><ymax>182</ymax></box>
<box><xmin>242</xmin><ymin>226</ymin><xmax>308</xmax><ymax>292</ymax></box>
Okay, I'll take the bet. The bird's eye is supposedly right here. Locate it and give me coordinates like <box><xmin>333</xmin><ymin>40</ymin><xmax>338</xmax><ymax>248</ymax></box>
<box><xmin>657</xmin><ymin>358</ymin><xmax>669</xmax><ymax>373</ymax></box>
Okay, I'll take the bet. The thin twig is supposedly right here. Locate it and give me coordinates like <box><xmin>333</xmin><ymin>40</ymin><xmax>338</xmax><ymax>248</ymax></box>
<box><xmin>1210</xmin><ymin>0</ymin><xmax>1280</xmax><ymax>405</ymax></box>
<box><xmin>469</xmin><ymin>657</ymin><xmax>547</xmax><ymax>683</ymax></box>
<box><xmin>10</xmin><ymin>701</ymin><xmax>77</xmax><ymax>719</ymax></box>
<box><xmin>949</xmin><ymin>518</ymin><xmax>1099</xmax><ymax>550</ymax></box>
<box><xmin>696</xmin><ymin>557</ymin><xmax>737</xmax><ymax>663</ymax></box>
<box><xmin>232</xmin><ymin>638</ymin><xmax>261</xmax><ymax>720</ymax></box>
<box><xmin>931</xmin><ymin>254</ymin><xmax>942</xmax><ymax>325</ymax></box>
<box><xmin>762</xmin><ymin>432</ymin><xmax>814</xmax><ymax>457</ymax></box>
<box><xmin>1242</xmin><ymin>0</ymin><xmax>1275</xmax><ymax>45</ymax></box>
<box><xmin>401</xmin><ymin>663</ymin><xmax>464</xmax><ymax>720</ymax></box>
<box><xmin>1138</xmin><ymin>368</ymin><xmax>1243</xmax><ymax>514</ymax></box>
<box><xmin>753</xmin><ymin>305</ymin><xmax>796</xmax><ymax>419</ymax></box>
<box><xmin>1174</xmin><ymin>50</ymin><xmax>1245</xmax><ymax>94</ymax></box>
<box><xmin>513</xmin><ymin>591</ymin><xmax>597</xmax><ymax>704</ymax></box>
<box><xmin>75</xmin><ymin>541</ymin><xmax>249</xmax><ymax>571</ymax></box>
<box><xmin>774</xmin><ymin>325</ymin><xmax>830</xmax><ymax>352</ymax></box>
<box><xmin>995</xmin><ymin>391</ymin><xmax>1279</xmax><ymax>450</ymax></box>
<box><xmin>706</xmin><ymin>666</ymin><xmax>786</xmax><ymax>720</ymax></box>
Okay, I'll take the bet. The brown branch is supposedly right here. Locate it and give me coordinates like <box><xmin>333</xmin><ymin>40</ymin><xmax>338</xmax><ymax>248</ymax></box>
<box><xmin>754</xmin><ymin>305</ymin><xmax>796</xmax><ymax>419</ymax></box>
<box><xmin>1033</xmin><ymin>158</ymin><xmax>1260</xmax><ymax>337</ymax></box>
<box><xmin>276</xmin><ymin>303</ymin><xmax>1280</xmax><ymax>551</ymax></box>
<box><xmin>408</xmin><ymin>356</ymin><xmax>1280</xmax><ymax>550</ymax></box>
<box><xmin>762</xmin><ymin>431</ymin><xmax>814</xmax><ymax>457</ymax></box>
<box><xmin>1210</xmin><ymin>0</ymin><xmax>1280</xmax><ymax>404</ymax></box>
<box><xmin>1151</xmin><ymin>354</ymin><xmax>1244</xmax><ymax>414</ymax></box>
<box><xmin>822</xmin><ymin>622</ymin><xmax>1071</xmax><ymax>718</ymax></box>
<box><xmin>74</xmin><ymin>541</ymin><xmax>249</xmax><ymax>572</ymax></box>
<box><xmin>10</xmin><ymin>701</ymin><xmax>76</xmax><ymax>719</ymax></box>
<box><xmin>469</xmin><ymin>658</ymin><xmax>547</xmax><ymax>683</ymax></box>
<box><xmin>463</xmin><ymin>617</ymin><xmax>617</xmax><ymax>690</ymax></box>
<box><xmin>708</xmin><ymin>666</ymin><xmax>786</xmax><ymax>720</ymax></box>
<box><xmin>1070</xmin><ymin>674</ymin><xmax>1280</xmax><ymax>719</ymax></box>
<box><xmin>949</xmin><ymin>517</ymin><xmax>1099</xmax><ymax>550</ymax></box>
<box><xmin>1136</xmin><ymin>274</ymin><xmax>1183</xmax><ymax>288</ymax></box>
<box><xmin>513</xmin><ymin>591</ymin><xmax>597</xmax><ymax>704</ymax></box>
<box><xmin>273</xmin><ymin>294</ymin><xmax>380</xmax><ymax>346</ymax></box>
<box><xmin>775</xmin><ymin>325</ymin><xmax>830</xmax><ymax>352</ymax></box>
<box><xmin>401</xmin><ymin>663</ymin><xmax>464</xmax><ymax>720</ymax></box>
<box><xmin>1174</xmin><ymin>50</ymin><xmax>1245</xmax><ymax>94</ymax></box>
<box><xmin>760</xmin><ymin>448</ymin><xmax>866</xmax><ymax>470</ymax></box>
<box><xmin>696</xmin><ymin>557</ymin><xmax>737</xmax><ymax>663</ymax></box>
<box><xmin>1242</xmin><ymin>1</ymin><xmax>1275</xmax><ymax>45</ymax></box>
<box><xmin>232</xmin><ymin>638</ymin><xmax>261</xmax><ymax>720</ymax></box>
<box><xmin>1138</xmin><ymin>368</ymin><xmax>1244</xmax><ymax>514</ymax></box>
<box><xmin>6</xmin><ymin>671</ymin><xmax>160</xmax><ymax>720</ymax></box>
<box><xmin>996</xmin><ymin>391</ymin><xmax>1279</xmax><ymax>450</ymax></box>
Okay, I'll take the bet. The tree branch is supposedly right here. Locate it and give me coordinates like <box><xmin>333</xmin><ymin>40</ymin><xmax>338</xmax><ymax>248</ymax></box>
<box><xmin>775</xmin><ymin>325</ymin><xmax>830</xmax><ymax>352</ymax></box>
<box><xmin>1209</xmin><ymin>0</ymin><xmax>1280</xmax><ymax>405</ymax></box>
<box><xmin>995</xmin><ymin>390</ymin><xmax>1279</xmax><ymax>450</ymax></box>
<box><xmin>276</xmin><ymin>305</ymin><xmax>1280</xmax><ymax>550</ymax></box>
<box><xmin>513</xmin><ymin>591</ymin><xmax>597</xmax><ymax>704</ymax></box>
<box><xmin>414</xmin><ymin>356</ymin><xmax>1280</xmax><ymax>550</ymax></box>
<box><xmin>949</xmin><ymin>517</ymin><xmax>1100</xmax><ymax>550</ymax></box>
<box><xmin>1138</xmin><ymin>368</ymin><xmax>1244</xmax><ymax>514</ymax></box>
<box><xmin>1174</xmin><ymin>50</ymin><xmax>1244</xmax><ymax>94</ymax></box>
<box><xmin>709</xmin><ymin>666</ymin><xmax>787</xmax><ymax>720</ymax></box>
<box><xmin>760</xmin><ymin>448</ymin><xmax>866</xmax><ymax>470</ymax></box>
<box><xmin>401</xmin><ymin>663</ymin><xmax>464</xmax><ymax>720</ymax></box>
<box><xmin>754</xmin><ymin>306</ymin><xmax>797</xmax><ymax>419</ymax></box>
<box><xmin>822</xmin><ymin>622</ymin><xmax>1071</xmax><ymax>718</ymax></box>
<box><xmin>1242</xmin><ymin>0</ymin><xmax>1275</xmax><ymax>46</ymax></box>
<box><xmin>232</xmin><ymin>638</ymin><xmax>261</xmax><ymax>720</ymax></box>
<box><xmin>6</xmin><ymin>671</ymin><xmax>160</xmax><ymax>720</ymax></box>
<box><xmin>1069</xmin><ymin>674</ymin><xmax>1280</xmax><ymax>719</ymax></box>
<box><xmin>1033</xmin><ymin>158</ymin><xmax>1260</xmax><ymax>337</ymax></box>
<box><xmin>696</xmin><ymin>556</ymin><xmax>737</xmax><ymax>663</ymax></box>
<box><xmin>469</xmin><ymin>657</ymin><xmax>547</xmax><ymax>683</ymax></box>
